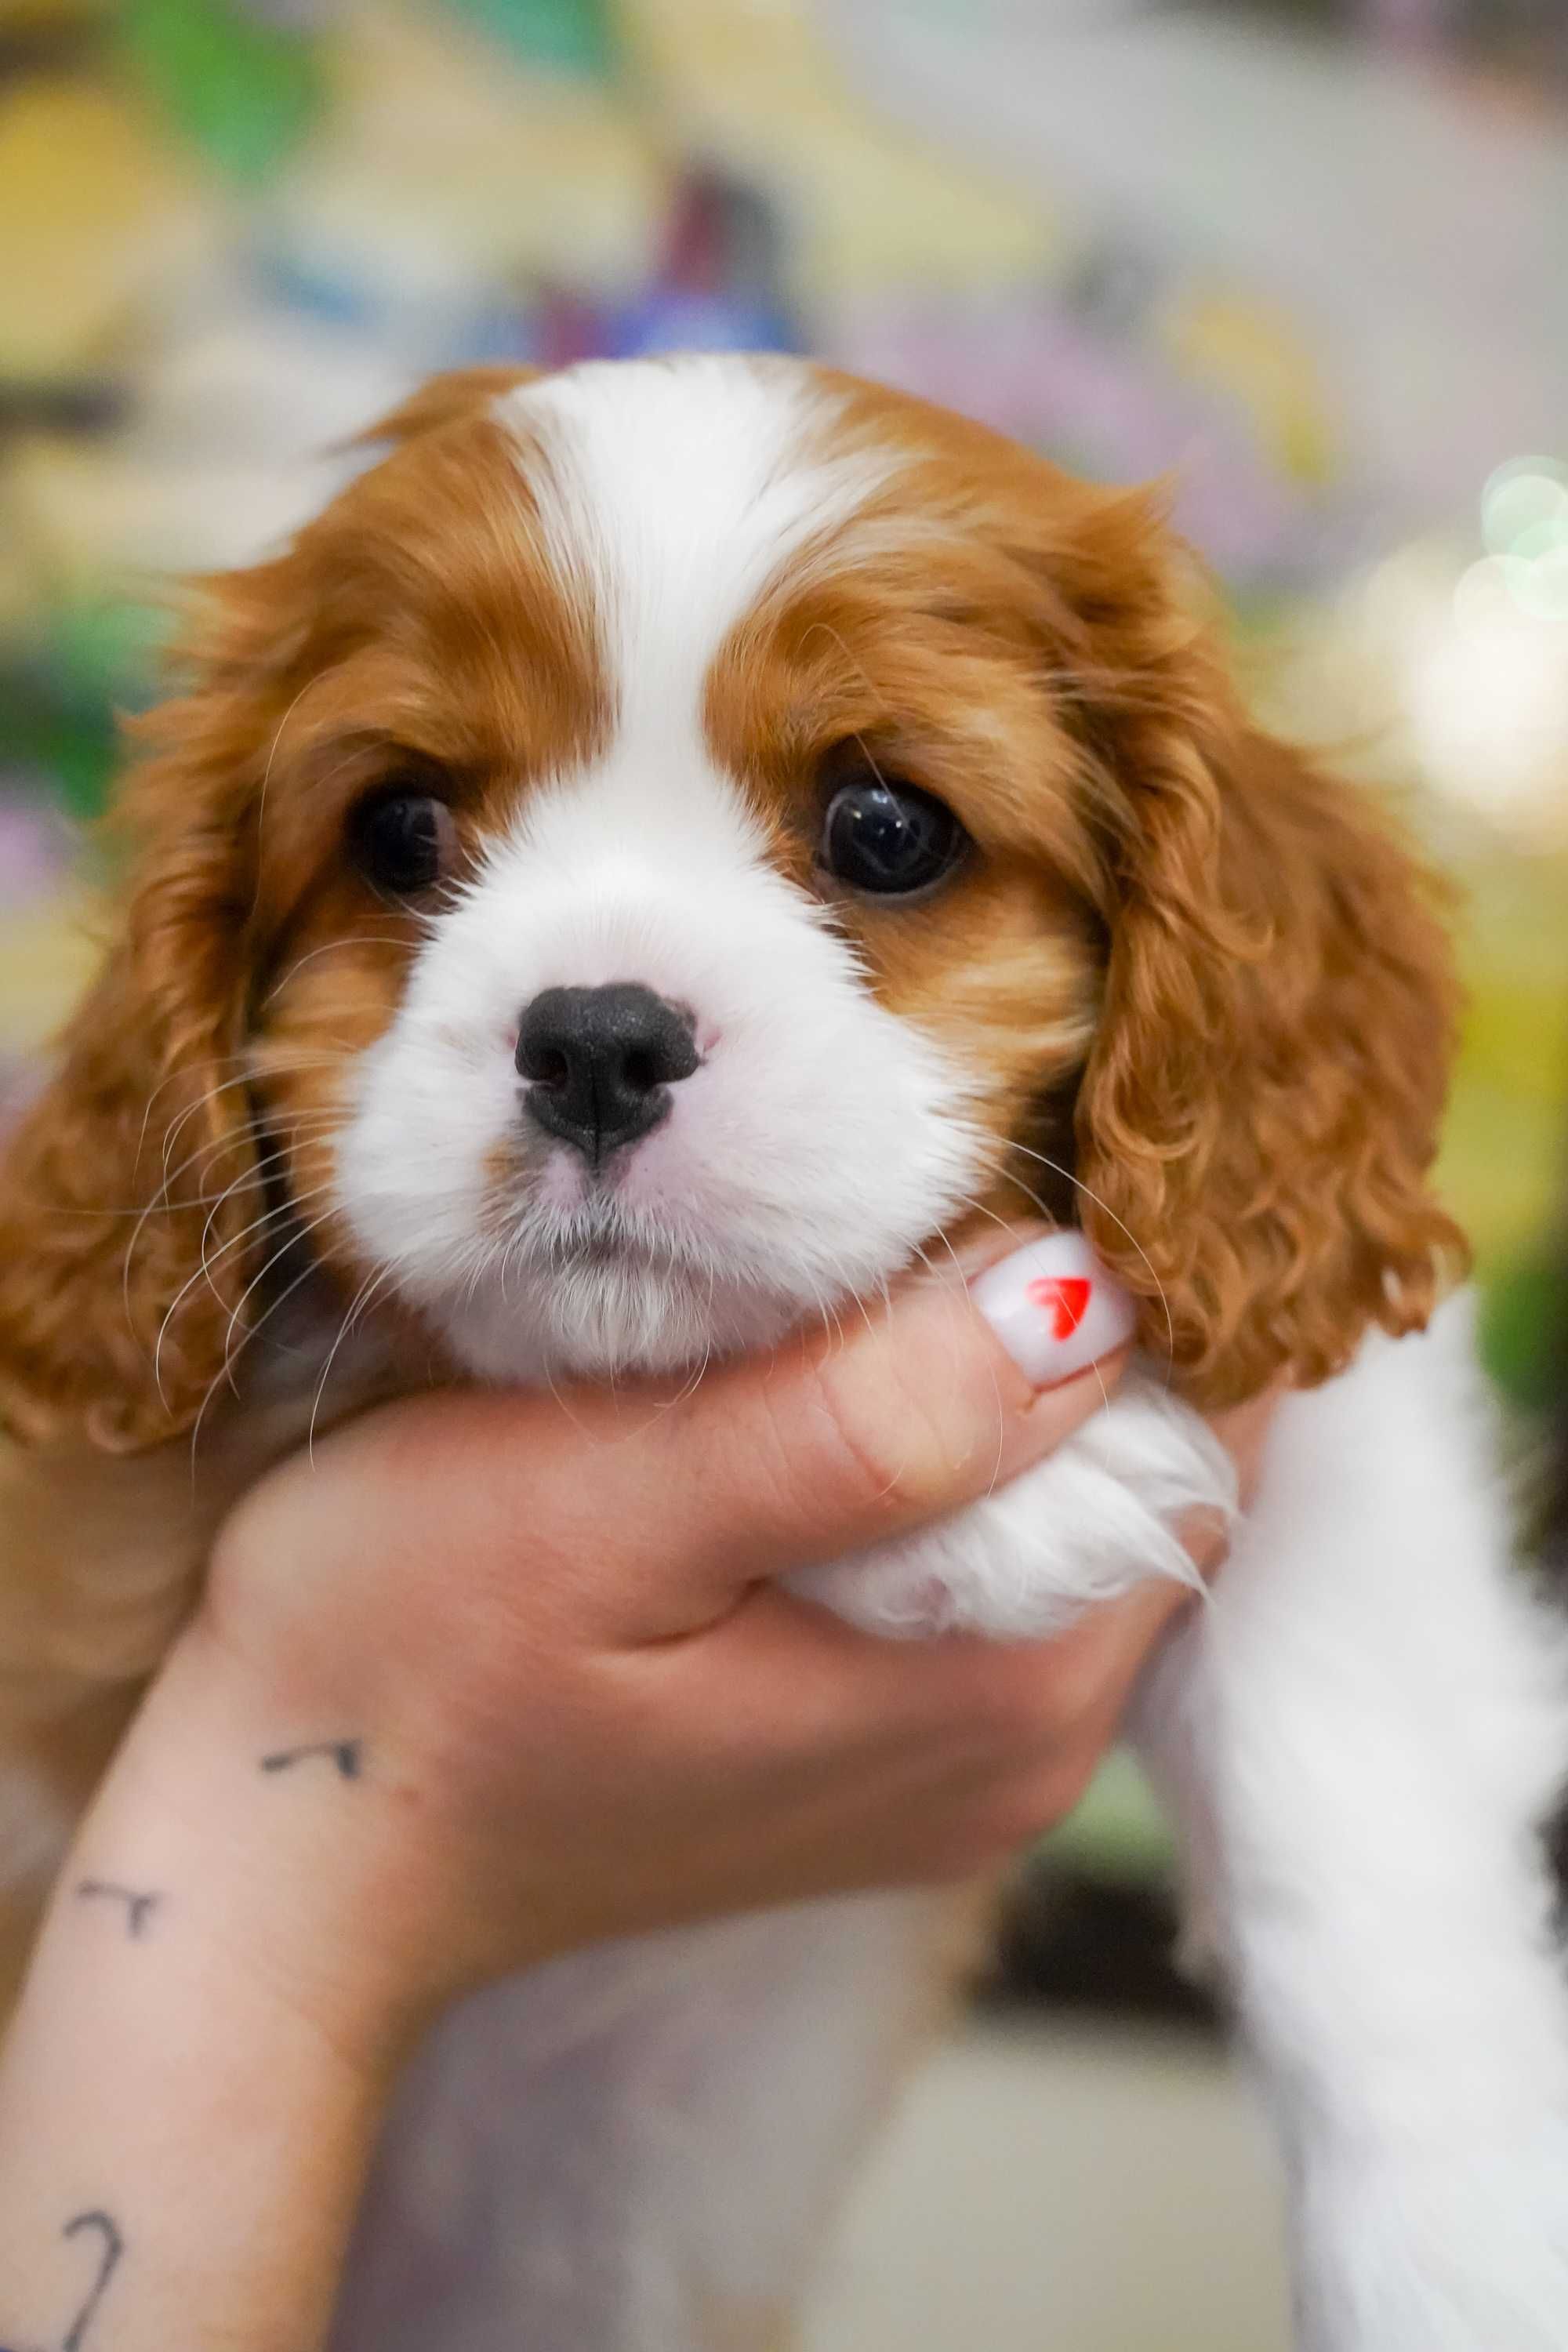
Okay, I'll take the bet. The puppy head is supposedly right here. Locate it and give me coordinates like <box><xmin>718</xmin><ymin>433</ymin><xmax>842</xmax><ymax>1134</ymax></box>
<box><xmin>0</xmin><ymin>355</ymin><xmax>1463</xmax><ymax>1450</ymax></box>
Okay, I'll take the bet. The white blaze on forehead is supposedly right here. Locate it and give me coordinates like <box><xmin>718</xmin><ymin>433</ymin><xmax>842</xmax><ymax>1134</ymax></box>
<box><xmin>336</xmin><ymin>356</ymin><xmax>981</xmax><ymax>1388</ymax></box>
<box><xmin>480</xmin><ymin>356</ymin><xmax>901</xmax><ymax>928</ymax></box>
<box><xmin>493</xmin><ymin>355</ymin><xmax>893</xmax><ymax>750</ymax></box>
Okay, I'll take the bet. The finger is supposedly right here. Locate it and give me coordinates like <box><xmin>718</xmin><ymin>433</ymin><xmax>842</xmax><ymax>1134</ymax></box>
<box><xmin>583</xmin><ymin>1232</ymin><xmax>1141</xmax><ymax>1629</ymax></box>
<box><xmin>350</xmin><ymin>1234</ymin><xmax>1140</xmax><ymax>1639</ymax></box>
<box><xmin>637</xmin><ymin>1571</ymin><xmax>1192</xmax><ymax>1778</ymax></box>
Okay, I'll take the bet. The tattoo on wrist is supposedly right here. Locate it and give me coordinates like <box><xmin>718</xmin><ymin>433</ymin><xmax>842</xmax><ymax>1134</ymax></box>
<box><xmin>74</xmin><ymin>1882</ymin><xmax>162</xmax><ymax>1940</ymax></box>
<box><xmin>61</xmin><ymin>2213</ymin><xmax>121</xmax><ymax>2352</ymax></box>
<box><xmin>1</xmin><ymin>2209</ymin><xmax>123</xmax><ymax>2352</ymax></box>
<box><xmin>260</xmin><ymin>1737</ymin><xmax>364</xmax><ymax>1781</ymax></box>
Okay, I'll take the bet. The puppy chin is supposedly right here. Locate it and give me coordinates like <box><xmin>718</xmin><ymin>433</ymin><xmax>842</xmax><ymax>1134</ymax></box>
<box><xmin>444</xmin><ymin>1246</ymin><xmax>802</xmax><ymax>1386</ymax></box>
<box><xmin>340</xmin><ymin>1087</ymin><xmax>987</xmax><ymax>1385</ymax></box>
<box><xmin>401</xmin><ymin>1123</ymin><xmax>960</xmax><ymax>1388</ymax></box>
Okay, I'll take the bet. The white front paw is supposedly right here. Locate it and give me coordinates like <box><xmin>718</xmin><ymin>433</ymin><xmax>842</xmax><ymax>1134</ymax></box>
<box><xmin>1295</xmin><ymin>2130</ymin><xmax>1568</xmax><ymax>2352</ymax></box>
<box><xmin>785</xmin><ymin>1382</ymin><xmax>1232</xmax><ymax>1639</ymax></box>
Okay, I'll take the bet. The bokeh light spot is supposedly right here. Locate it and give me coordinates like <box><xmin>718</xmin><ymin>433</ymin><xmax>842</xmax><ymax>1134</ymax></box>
<box><xmin>1482</xmin><ymin>457</ymin><xmax>1568</xmax><ymax>557</ymax></box>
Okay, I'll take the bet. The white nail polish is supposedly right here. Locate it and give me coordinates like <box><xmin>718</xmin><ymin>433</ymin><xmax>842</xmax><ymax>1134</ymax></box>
<box><xmin>970</xmin><ymin>1230</ymin><xmax>1138</xmax><ymax>1388</ymax></box>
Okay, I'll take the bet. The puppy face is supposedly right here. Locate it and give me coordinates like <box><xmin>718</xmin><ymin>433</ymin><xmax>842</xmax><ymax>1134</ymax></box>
<box><xmin>0</xmin><ymin>357</ymin><xmax>1463</xmax><ymax>1448</ymax></box>
<box><xmin>260</xmin><ymin>361</ymin><xmax>1103</xmax><ymax>1380</ymax></box>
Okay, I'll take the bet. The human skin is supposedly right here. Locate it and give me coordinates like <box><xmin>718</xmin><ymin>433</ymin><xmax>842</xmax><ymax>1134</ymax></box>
<box><xmin>0</xmin><ymin>1257</ymin><xmax>1275</xmax><ymax>2352</ymax></box>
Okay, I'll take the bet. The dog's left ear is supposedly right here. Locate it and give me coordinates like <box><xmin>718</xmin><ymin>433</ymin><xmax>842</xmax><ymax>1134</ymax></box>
<box><xmin>1048</xmin><ymin>495</ymin><xmax>1466</xmax><ymax>1407</ymax></box>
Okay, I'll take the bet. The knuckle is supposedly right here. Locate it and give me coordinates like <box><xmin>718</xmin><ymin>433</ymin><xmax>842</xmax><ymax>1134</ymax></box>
<box><xmin>797</xmin><ymin>1338</ymin><xmax>960</xmax><ymax>1530</ymax></box>
<box><xmin>741</xmin><ymin>1367</ymin><xmax>869</xmax><ymax>1552</ymax></box>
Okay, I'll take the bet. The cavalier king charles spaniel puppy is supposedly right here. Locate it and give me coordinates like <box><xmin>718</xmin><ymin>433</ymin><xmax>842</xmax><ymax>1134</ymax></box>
<box><xmin>2</xmin><ymin>356</ymin><xmax>1566</xmax><ymax>2350</ymax></box>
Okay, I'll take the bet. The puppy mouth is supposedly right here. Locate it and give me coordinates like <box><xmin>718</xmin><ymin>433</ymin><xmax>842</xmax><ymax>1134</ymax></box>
<box><xmin>519</xmin><ymin>1189</ymin><xmax>699</xmax><ymax>1278</ymax></box>
<box><xmin>545</xmin><ymin>1221</ymin><xmax>660</xmax><ymax>1270</ymax></box>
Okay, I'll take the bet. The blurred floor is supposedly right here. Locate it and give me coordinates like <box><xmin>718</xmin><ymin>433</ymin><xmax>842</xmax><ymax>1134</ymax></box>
<box><xmin>804</xmin><ymin>2019</ymin><xmax>1290</xmax><ymax>2352</ymax></box>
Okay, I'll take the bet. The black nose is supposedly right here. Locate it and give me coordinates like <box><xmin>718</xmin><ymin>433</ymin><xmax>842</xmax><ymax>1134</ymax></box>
<box><xmin>515</xmin><ymin>983</ymin><xmax>699</xmax><ymax>1163</ymax></box>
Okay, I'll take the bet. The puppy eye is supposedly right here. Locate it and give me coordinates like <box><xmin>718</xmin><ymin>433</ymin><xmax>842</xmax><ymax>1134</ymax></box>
<box><xmin>818</xmin><ymin>768</ymin><xmax>968</xmax><ymax>898</ymax></box>
<box><xmin>348</xmin><ymin>786</ymin><xmax>456</xmax><ymax>895</ymax></box>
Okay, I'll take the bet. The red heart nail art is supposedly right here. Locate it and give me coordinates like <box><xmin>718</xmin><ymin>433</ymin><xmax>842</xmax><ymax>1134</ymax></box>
<box><xmin>1026</xmin><ymin>1274</ymin><xmax>1091</xmax><ymax>1340</ymax></box>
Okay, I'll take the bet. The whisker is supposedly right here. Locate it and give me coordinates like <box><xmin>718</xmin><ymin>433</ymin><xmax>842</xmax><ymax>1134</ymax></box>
<box><xmin>65</xmin><ymin>1120</ymin><xmax>347</xmax><ymax>1220</ymax></box>
<box><xmin>134</xmin><ymin>1050</ymin><xmax>265</xmax><ymax>1171</ymax></box>
<box><xmin>186</xmin><ymin>1217</ymin><xmax>331</xmax><ymax>1472</ymax></box>
<box><xmin>950</xmin><ymin>1191</ymin><xmax>1031</xmax><ymax>1247</ymax></box>
<box><xmin>798</xmin><ymin>617</ymin><xmax>886</xmax><ymax>714</ymax></box>
<box><xmin>255</xmin><ymin>673</ymin><xmax>328</xmax><ymax>888</ymax></box>
<box><xmin>537</xmin><ymin>1342</ymin><xmax>595</xmax><ymax>1439</ymax></box>
<box><xmin>151</xmin><ymin>1181</ymin><xmax>329</xmax><ymax>1402</ymax></box>
<box><xmin>262</xmin><ymin>932</ymin><xmax>412</xmax><ymax>1011</ymax></box>
<box><xmin>123</xmin><ymin>1126</ymin><xmax>260</xmax><ymax>1344</ymax></box>
<box><xmin>215</xmin><ymin>1181</ymin><xmax>339</xmax><ymax>1358</ymax></box>
<box><xmin>890</xmin><ymin>1232</ymin><xmax>1011</xmax><ymax>1495</ymax></box>
<box><xmin>187</xmin><ymin>1204</ymin><xmax>342</xmax><ymax>1472</ymax></box>
<box><xmin>157</xmin><ymin>1068</ymin><xmax>274</xmax><ymax>1180</ymax></box>
<box><xmin>150</xmin><ymin>1054</ymin><xmax>344</xmax><ymax>1207</ymax></box>
<box><xmin>121</xmin><ymin>1098</ymin><xmax>343</xmax><ymax>1334</ymax></box>
<box><xmin>157</xmin><ymin>1104</ymin><xmax>340</xmax><ymax>1203</ymax></box>
<box><xmin>308</xmin><ymin>1263</ymin><xmax>397</xmax><ymax>1463</ymax></box>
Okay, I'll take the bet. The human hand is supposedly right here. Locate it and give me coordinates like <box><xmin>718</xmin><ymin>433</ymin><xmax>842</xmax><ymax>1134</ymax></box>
<box><xmin>127</xmin><ymin>1239</ymin><xmax>1272</xmax><ymax>2061</ymax></box>
<box><xmin>0</xmin><ymin>1242</ymin><xmax>1280</xmax><ymax>2352</ymax></box>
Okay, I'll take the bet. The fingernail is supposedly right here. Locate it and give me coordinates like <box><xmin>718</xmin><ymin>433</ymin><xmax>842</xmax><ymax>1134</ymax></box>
<box><xmin>970</xmin><ymin>1230</ymin><xmax>1138</xmax><ymax>1388</ymax></box>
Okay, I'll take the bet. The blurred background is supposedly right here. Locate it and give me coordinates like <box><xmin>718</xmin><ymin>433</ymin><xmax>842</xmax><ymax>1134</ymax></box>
<box><xmin>1</xmin><ymin>1</ymin><xmax>1565</xmax><ymax>2343</ymax></box>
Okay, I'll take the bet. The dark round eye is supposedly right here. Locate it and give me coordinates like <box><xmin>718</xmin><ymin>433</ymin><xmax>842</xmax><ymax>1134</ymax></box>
<box><xmin>818</xmin><ymin>770</ymin><xmax>968</xmax><ymax>898</ymax></box>
<box><xmin>348</xmin><ymin>787</ymin><xmax>456</xmax><ymax>895</ymax></box>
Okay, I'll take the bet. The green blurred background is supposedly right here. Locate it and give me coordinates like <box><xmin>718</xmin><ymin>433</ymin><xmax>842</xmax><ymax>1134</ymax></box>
<box><xmin>2</xmin><ymin>0</ymin><xmax>1565</xmax><ymax>1862</ymax></box>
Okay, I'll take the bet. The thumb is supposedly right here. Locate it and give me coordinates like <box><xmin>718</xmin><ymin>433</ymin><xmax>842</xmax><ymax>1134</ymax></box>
<box><xmin>564</xmin><ymin>1230</ymin><xmax>1137</xmax><ymax>1635</ymax></box>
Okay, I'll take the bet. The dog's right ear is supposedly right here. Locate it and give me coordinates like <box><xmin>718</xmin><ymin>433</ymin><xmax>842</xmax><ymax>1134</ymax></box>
<box><xmin>0</xmin><ymin>368</ymin><xmax>546</xmax><ymax>1454</ymax></box>
<box><xmin>0</xmin><ymin>572</ymin><xmax>296</xmax><ymax>1454</ymax></box>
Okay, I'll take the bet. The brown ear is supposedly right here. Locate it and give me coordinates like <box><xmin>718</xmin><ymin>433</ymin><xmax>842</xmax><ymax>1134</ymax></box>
<box><xmin>0</xmin><ymin>619</ymin><xmax>271</xmax><ymax>1452</ymax></box>
<box><xmin>1065</xmin><ymin>531</ymin><xmax>1465</xmax><ymax>1406</ymax></box>
<box><xmin>0</xmin><ymin>368</ymin><xmax>545</xmax><ymax>1454</ymax></box>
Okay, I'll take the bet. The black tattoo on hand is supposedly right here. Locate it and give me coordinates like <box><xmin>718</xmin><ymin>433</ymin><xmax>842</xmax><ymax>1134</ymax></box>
<box><xmin>74</xmin><ymin>1880</ymin><xmax>162</xmax><ymax>1940</ymax></box>
<box><xmin>61</xmin><ymin>2214</ymin><xmax>120</xmax><ymax>2352</ymax></box>
<box><xmin>0</xmin><ymin>2209</ymin><xmax>123</xmax><ymax>2352</ymax></box>
<box><xmin>260</xmin><ymin>1737</ymin><xmax>364</xmax><ymax>1781</ymax></box>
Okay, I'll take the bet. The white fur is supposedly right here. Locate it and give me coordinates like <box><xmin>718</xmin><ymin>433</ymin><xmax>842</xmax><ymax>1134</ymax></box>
<box><xmin>802</xmin><ymin>1298</ymin><xmax>1568</xmax><ymax>2347</ymax></box>
<box><xmin>789</xmin><ymin>1374</ymin><xmax>1232</xmax><ymax>1636</ymax></box>
<box><xmin>1137</xmin><ymin>1301</ymin><xmax>1568</xmax><ymax>2350</ymax></box>
<box><xmin>498</xmin><ymin>357</ymin><xmax>902</xmax><ymax>742</ymax></box>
